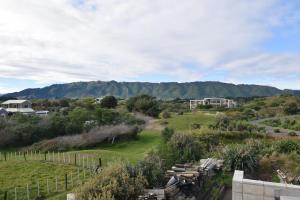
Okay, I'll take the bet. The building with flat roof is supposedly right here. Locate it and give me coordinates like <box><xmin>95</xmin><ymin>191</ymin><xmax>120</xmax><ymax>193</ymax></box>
<box><xmin>1</xmin><ymin>100</ymin><xmax>35</xmax><ymax>114</ymax></box>
<box><xmin>190</xmin><ymin>97</ymin><xmax>237</xmax><ymax>110</ymax></box>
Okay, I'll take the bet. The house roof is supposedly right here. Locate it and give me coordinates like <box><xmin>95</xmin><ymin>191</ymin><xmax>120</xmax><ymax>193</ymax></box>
<box><xmin>1</xmin><ymin>100</ymin><xmax>30</xmax><ymax>104</ymax></box>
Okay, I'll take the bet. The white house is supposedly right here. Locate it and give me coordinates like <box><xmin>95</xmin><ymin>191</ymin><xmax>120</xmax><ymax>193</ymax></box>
<box><xmin>190</xmin><ymin>97</ymin><xmax>237</xmax><ymax>110</ymax></box>
<box><xmin>1</xmin><ymin>100</ymin><xmax>35</xmax><ymax>114</ymax></box>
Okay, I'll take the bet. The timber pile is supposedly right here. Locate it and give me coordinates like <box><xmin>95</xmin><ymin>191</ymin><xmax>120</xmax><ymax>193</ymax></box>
<box><xmin>164</xmin><ymin>158</ymin><xmax>224</xmax><ymax>199</ymax></box>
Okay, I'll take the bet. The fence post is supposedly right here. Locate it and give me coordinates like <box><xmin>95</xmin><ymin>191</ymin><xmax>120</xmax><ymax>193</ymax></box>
<box><xmin>23</xmin><ymin>152</ymin><xmax>26</xmax><ymax>161</ymax></box>
<box><xmin>74</xmin><ymin>154</ymin><xmax>77</xmax><ymax>166</ymax></box>
<box><xmin>71</xmin><ymin>172</ymin><xmax>73</xmax><ymax>188</ymax></box>
<box><xmin>26</xmin><ymin>184</ymin><xmax>30</xmax><ymax>200</ymax></box>
<box><xmin>47</xmin><ymin>179</ymin><xmax>50</xmax><ymax>194</ymax></box>
<box><xmin>99</xmin><ymin>158</ymin><xmax>102</xmax><ymax>167</ymax></box>
<box><xmin>14</xmin><ymin>187</ymin><xmax>17</xmax><ymax>200</ymax></box>
<box><xmin>4</xmin><ymin>191</ymin><xmax>7</xmax><ymax>200</ymax></box>
<box><xmin>44</xmin><ymin>152</ymin><xmax>47</xmax><ymax>161</ymax></box>
<box><xmin>65</xmin><ymin>174</ymin><xmax>68</xmax><ymax>190</ymax></box>
<box><xmin>37</xmin><ymin>180</ymin><xmax>40</xmax><ymax>197</ymax></box>
<box><xmin>56</xmin><ymin>177</ymin><xmax>58</xmax><ymax>192</ymax></box>
<box><xmin>4</xmin><ymin>152</ymin><xmax>7</xmax><ymax>161</ymax></box>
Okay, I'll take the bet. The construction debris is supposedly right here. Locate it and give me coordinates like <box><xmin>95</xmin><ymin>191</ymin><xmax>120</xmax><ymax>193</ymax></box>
<box><xmin>164</xmin><ymin>158</ymin><xmax>224</xmax><ymax>199</ymax></box>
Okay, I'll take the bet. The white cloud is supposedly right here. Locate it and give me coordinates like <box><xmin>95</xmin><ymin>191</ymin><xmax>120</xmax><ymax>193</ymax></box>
<box><xmin>0</xmin><ymin>0</ymin><xmax>299</xmax><ymax>88</ymax></box>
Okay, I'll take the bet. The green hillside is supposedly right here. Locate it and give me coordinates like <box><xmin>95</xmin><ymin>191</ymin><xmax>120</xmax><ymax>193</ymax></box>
<box><xmin>4</xmin><ymin>81</ymin><xmax>292</xmax><ymax>100</ymax></box>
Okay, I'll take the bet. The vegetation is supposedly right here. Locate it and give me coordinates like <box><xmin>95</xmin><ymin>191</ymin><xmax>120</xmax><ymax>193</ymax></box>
<box><xmin>127</xmin><ymin>95</ymin><xmax>160</xmax><ymax>117</ymax></box>
<box><xmin>76</xmin><ymin>161</ymin><xmax>146</xmax><ymax>200</ymax></box>
<box><xmin>4</xmin><ymin>81</ymin><xmax>291</xmax><ymax>100</ymax></box>
<box><xmin>100</xmin><ymin>96</ymin><xmax>118</xmax><ymax>109</ymax></box>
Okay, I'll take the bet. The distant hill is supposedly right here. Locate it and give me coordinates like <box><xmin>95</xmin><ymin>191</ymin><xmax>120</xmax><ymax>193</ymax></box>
<box><xmin>3</xmin><ymin>81</ymin><xmax>295</xmax><ymax>100</ymax></box>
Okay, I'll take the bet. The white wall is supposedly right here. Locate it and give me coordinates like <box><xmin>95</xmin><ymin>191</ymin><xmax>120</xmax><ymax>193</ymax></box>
<box><xmin>232</xmin><ymin>170</ymin><xmax>300</xmax><ymax>200</ymax></box>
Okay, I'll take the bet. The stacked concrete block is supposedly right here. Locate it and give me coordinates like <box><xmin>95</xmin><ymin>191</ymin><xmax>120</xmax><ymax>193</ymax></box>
<box><xmin>232</xmin><ymin>170</ymin><xmax>300</xmax><ymax>200</ymax></box>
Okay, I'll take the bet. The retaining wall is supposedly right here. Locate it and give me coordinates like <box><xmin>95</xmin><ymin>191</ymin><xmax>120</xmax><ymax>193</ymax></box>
<box><xmin>232</xmin><ymin>170</ymin><xmax>300</xmax><ymax>200</ymax></box>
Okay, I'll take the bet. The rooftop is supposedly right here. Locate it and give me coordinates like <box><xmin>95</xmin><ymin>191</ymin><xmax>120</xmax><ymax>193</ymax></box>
<box><xmin>1</xmin><ymin>100</ymin><xmax>29</xmax><ymax>104</ymax></box>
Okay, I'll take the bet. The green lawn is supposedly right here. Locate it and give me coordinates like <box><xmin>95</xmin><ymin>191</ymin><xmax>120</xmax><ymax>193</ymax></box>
<box><xmin>163</xmin><ymin>111</ymin><xmax>216</xmax><ymax>131</ymax></box>
<box><xmin>71</xmin><ymin>130</ymin><xmax>162</xmax><ymax>165</ymax></box>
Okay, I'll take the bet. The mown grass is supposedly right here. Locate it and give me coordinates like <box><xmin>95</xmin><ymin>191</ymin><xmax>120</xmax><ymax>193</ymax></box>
<box><xmin>163</xmin><ymin>111</ymin><xmax>216</xmax><ymax>131</ymax></box>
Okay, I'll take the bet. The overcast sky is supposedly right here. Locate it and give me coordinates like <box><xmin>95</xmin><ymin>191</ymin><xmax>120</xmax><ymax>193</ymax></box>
<box><xmin>0</xmin><ymin>0</ymin><xmax>300</xmax><ymax>93</ymax></box>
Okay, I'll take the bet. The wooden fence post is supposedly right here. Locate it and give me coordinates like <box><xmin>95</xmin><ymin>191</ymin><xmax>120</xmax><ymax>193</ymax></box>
<box><xmin>44</xmin><ymin>152</ymin><xmax>47</xmax><ymax>161</ymax></box>
<box><xmin>65</xmin><ymin>174</ymin><xmax>68</xmax><ymax>190</ymax></box>
<box><xmin>74</xmin><ymin>154</ymin><xmax>77</xmax><ymax>166</ymax></box>
<box><xmin>99</xmin><ymin>158</ymin><xmax>102</xmax><ymax>167</ymax></box>
<box><xmin>4</xmin><ymin>191</ymin><xmax>7</xmax><ymax>200</ymax></box>
<box><xmin>23</xmin><ymin>152</ymin><xmax>26</xmax><ymax>161</ymax></box>
<box><xmin>4</xmin><ymin>152</ymin><xmax>7</xmax><ymax>161</ymax></box>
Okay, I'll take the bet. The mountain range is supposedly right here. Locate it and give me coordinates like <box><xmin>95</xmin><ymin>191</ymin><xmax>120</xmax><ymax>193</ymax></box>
<box><xmin>3</xmin><ymin>81</ymin><xmax>299</xmax><ymax>100</ymax></box>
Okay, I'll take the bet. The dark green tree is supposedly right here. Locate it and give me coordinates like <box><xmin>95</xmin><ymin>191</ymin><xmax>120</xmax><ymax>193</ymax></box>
<box><xmin>100</xmin><ymin>96</ymin><xmax>118</xmax><ymax>108</ymax></box>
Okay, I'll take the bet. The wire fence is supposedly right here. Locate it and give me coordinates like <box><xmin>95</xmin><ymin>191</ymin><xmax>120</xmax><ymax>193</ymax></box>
<box><xmin>0</xmin><ymin>151</ymin><xmax>102</xmax><ymax>200</ymax></box>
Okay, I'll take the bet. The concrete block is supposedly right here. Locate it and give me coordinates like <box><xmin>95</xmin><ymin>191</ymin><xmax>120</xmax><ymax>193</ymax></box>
<box><xmin>243</xmin><ymin>182</ymin><xmax>264</xmax><ymax>195</ymax></box>
<box><xmin>67</xmin><ymin>193</ymin><xmax>76</xmax><ymax>200</ymax></box>
<box><xmin>243</xmin><ymin>193</ymin><xmax>263</xmax><ymax>200</ymax></box>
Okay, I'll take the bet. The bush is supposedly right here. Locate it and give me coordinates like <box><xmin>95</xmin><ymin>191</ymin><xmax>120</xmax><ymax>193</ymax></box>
<box><xmin>283</xmin><ymin>101</ymin><xmax>299</xmax><ymax>115</ymax></box>
<box><xmin>223</xmin><ymin>142</ymin><xmax>259</xmax><ymax>173</ymax></box>
<box><xmin>167</xmin><ymin>132</ymin><xmax>204</xmax><ymax>163</ymax></box>
<box><xmin>288</xmin><ymin>132</ymin><xmax>297</xmax><ymax>136</ymax></box>
<box><xmin>191</xmin><ymin>123</ymin><xmax>201</xmax><ymax>129</ymax></box>
<box><xmin>274</xmin><ymin>140</ymin><xmax>300</xmax><ymax>154</ymax></box>
<box><xmin>100</xmin><ymin>96</ymin><xmax>118</xmax><ymax>108</ymax></box>
<box><xmin>274</xmin><ymin>128</ymin><xmax>280</xmax><ymax>133</ymax></box>
<box><xmin>161</xmin><ymin>127</ymin><xmax>174</xmax><ymax>142</ymax></box>
<box><xmin>161</xmin><ymin>111</ymin><xmax>171</xmax><ymax>119</ymax></box>
<box><xmin>137</xmin><ymin>152</ymin><xmax>165</xmax><ymax>188</ymax></box>
<box><xmin>76</xmin><ymin>161</ymin><xmax>147</xmax><ymax>200</ymax></box>
<box><xmin>127</xmin><ymin>95</ymin><xmax>161</xmax><ymax>117</ymax></box>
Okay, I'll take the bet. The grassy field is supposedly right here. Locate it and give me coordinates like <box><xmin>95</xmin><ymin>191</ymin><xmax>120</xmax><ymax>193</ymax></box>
<box><xmin>71</xmin><ymin>130</ymin><xmax>162</xmax><ymax>165</ymax></box>
<box><xmin>0</xmin><ymin>160</ymin><xmax>86</xmax><ymax>200</ymax></box>
<box><xmin>0</xmin><ymin>130</ymin><xmax>162</xmax><ymax>199</ymax></box>
<box><xmin>163</xmin><ymin>111</ymin><xmax>216</xmax><ymax>131</ymax></box>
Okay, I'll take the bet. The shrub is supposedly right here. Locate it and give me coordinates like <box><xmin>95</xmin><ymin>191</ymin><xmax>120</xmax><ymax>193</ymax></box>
<box><xmin>191</xmin><ymin>123</ymin><xmax>201</xmax><ymax>129</ymax></box>
<box><xmin>127</xmin><ymin>95</ymin><xmax>161</xmax><ymax>117</ymax></box>
<box><xmin>137</xmin><ymin>152</ymin><xmax>165</xmax><ymax>188</ymax></box>
<box><xmin>283</xmin><ymin>101</ymin><xmax>299</xmax><ymax>115</ymax></box>
<box><xmin>161</xmin><ymin>127</ymin><xmax>174</xmax><ymax>142</ymax></box>
<box><xmin>76</xmin><ymin>161</ymin><xmax>147</xmax><ymax>200</ymax></box>
<box><xmin>274</xmin><ymin>140</ymin><xmax>300</xmax><ymax>154</ymax></box>
<box><xmin>274</xmin><ymin>128</ymin><xmax>280</xmax><ymax>133</ymax></box>
<box><xmin>288</xmin><ymin>132</ymin><xmax>297</xmax><ymax>136</ymax></box>
<box><xmin>167</xmin><ymin>132</ymin><xmax>204</xmax><ymax>163</ymax></box>
<box><xmin>161</xmin><ymin>111</ymin><xmax>171</xmax><ymax>119</ymax></box>
<box><xmin>223</xmin><ymin>142</ymin><xmax>260</xmax><ymax>173</ymax></box>
<box><xmin>100</xmin><ymin>96</ymin><xmax>118</xmax><ymax>109</ymax></box>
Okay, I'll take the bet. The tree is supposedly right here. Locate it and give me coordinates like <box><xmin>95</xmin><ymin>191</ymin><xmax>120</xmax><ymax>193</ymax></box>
<box><xmin>100</xmin><ymin>96</ymin><xmax>118</xmax><ymax>109</ymax></box>
<box><xmin>283</xmin><ymin>101</ymin><xmax>298</xmax><ymax>115</ymax></box>
<box><xmin>126</xmin><ymin>95</ymin><xmax>161</xmax><ymax>117</ymax></box>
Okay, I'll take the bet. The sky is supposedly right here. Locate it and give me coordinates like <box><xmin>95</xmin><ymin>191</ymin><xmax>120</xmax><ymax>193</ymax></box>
<box><xmin>0</xmin><ymin>0</ymin><xmax>300</xmax><ymax>94</ymax></box>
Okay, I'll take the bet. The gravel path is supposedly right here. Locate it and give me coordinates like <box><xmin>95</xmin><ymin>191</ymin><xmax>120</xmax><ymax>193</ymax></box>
<box><xmin>250</xmin><ymin>115</ymin><xmax>300</xmax><ymax>137</ymax></box>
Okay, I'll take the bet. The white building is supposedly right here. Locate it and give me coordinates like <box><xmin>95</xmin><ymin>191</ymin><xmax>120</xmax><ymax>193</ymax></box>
<box><xmin>190</xmin><ymin>97</ymin><xmax>237</xmax><ymax>110</ymax></box>
<box><xmin>1</xmin><ymin>100</ymin><xmax>35</xmax><ymax>114</ymax></box>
